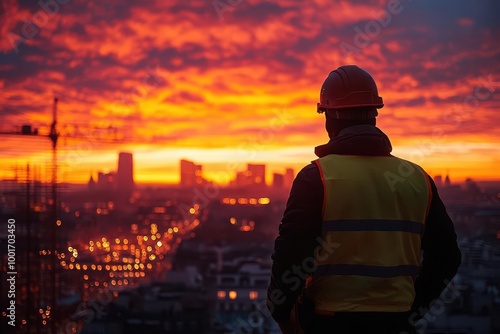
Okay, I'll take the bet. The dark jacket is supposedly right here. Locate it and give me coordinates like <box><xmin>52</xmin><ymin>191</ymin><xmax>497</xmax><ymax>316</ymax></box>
<box><xmin>267</xmin><ymin>125</ymin><xmax>461</xmax><ymax>323</ymax></box>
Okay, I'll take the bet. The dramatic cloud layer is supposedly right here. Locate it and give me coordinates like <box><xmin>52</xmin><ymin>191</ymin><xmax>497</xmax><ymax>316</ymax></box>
<box><xmin>1</xmin><ymin>0</ymin><xmax>499</xmax><ymax>183</ymax></box>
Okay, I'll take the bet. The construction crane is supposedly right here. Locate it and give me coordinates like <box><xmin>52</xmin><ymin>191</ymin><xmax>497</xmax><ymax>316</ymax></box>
<box><xmin>49</xmin><ymin>98</ymin><xmax>59</xmax><ymax>334</ymax></box>
<box><xmin>0</xmin><ymin>97</ymin><xmax>120</xmax><ymax>334</ymax></box>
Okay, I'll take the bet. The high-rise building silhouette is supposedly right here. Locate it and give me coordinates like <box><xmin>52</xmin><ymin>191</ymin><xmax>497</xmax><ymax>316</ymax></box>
<box><xmin>445</xmin><ymin>173</ymin><xmax>451</xmax><ymax>187</ymax></box>
<box><xmin>247</xmin><ymin>164</ymin><xmax>266</xmax><ymax>186</ymax></box>
<box><xmin>88</xmin><ymin>174</ymin><xmax>96</xmax><ymax>190</ymax></box>
<box><xmin>434</xmin><ymin>175</ymin><xmax>443</xmax><ymax>188</ymax></box>
<box><xmin>284</xmin><ymin>168</ymin><xmax>294</xmax><ymax>189</ymax></box>
<box><xmin>231</xmin><ymin>164</ymin><xmax>267</xmax><ymax>188</ymax></box>
<box><xmin>180</xmin><ymin>159</ymin><xmax>203</xmax><ymax>186</ymax></box>
<box><xmin>234</xmin><ymin>171</ymin><xmax>252</xmax><ymax>187</ymax></box>
<box><xmin>97</xmin><ymin>171</ymin><xmax>116</xmax><ymax>189</ymax></box>
<box><xmin>273</xmin><ymin>173</ymin><xmax>284</xmax><ymax>189</ymax></box>
<box><xmin>117</xmin><ymin>152</ymin><xmax>134</xmax><ymax>191</ymax></box>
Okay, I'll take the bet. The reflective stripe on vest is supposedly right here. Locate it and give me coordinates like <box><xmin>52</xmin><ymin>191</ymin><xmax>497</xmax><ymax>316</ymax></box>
<box><xmin>306</xmin><ymin>154</ymin><xmax>432</xmax><ymax>313</ymax></box>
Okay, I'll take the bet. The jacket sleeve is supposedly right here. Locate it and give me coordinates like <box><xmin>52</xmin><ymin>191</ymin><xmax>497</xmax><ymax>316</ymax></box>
<box><xmin>411</xmin><ymin>177</ymin><xmax>462</xmax><ymax>320</ymax></box>
<box><xmin>266</xmin><ymin>163</ymin><xmax>324</xmax><ymax>323</ymax></box>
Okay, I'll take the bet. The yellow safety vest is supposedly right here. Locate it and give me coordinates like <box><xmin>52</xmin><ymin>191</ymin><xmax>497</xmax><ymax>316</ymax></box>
<box><xmin>305</xmin><ymin>154</ymin><xmax>432</xmax><ymax>313</ymax></box>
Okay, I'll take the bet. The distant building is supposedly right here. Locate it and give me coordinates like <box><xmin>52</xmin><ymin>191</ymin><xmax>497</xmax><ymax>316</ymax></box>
<box><xmin>445</xmin><ymin>173</ymin><xmax>451</xmax><ymax>187</ymax></box>
<box><xmin>97</xmin><ymin>171</ymin><xmax>116</xmax><ymax>189</ymax></box>
<box><xmin>95</xmin><ymin>282</ymin><xmax>212</xmax><ymax>334</ymax></box>
<box><xmin>88</xmin><ymin>174</ymin><xmax>96</xmax><ymax>190</ymax></box>
<box><xmin>270</xmin><ymin>168</ymin><xmax>293</xmax><ymax>191</ymax></box>
<box><xmin>273</xmin><ymin>173</ymin><xmax>284</xmax><ymax>189</ymax></box>
<box><xmin>117</xmin><ymin>152</ymin><xmax>134</xmax><ymax>191</ymax></box>
<box><xmin>434</xmin><ymin>175</ymin><xmax>443</xmax><ymax>188</ymax></box>
<box><xmin>215</xmin><ymin>260</ymin><xmax>277</xmax><ymax>332</ymax></box>
<box><xmin>284</xmin><ymin>168</ymin><xmax>294</xmax><ymax>189</ymax></box>
<box><xmin>247</xmin><ymin>164</ymin><xmax>265</xmax><ymax>186</ymax></box>
<box><xmin>180</xmin><ymin>159</ymin><xmax>203</xmax><ymax>186</ymax></box>
<box><xmin>235</xmin><ymin>171</ymin><xmax>252</xmax><ymax>187</ymax></box>
<box><xmin>230</xmin><ymin>164</ymin><xmax>267</xmax><ymax>188</ymax></box>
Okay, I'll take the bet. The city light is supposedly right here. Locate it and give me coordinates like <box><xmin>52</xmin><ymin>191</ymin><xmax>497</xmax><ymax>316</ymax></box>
<box><xmin>153</xmin><ymin>207</ymin><xmax>166</xmax><ymax>213</ymax></box>
<box><xmin>217</xmin><ymin>291</ymin><xmax>226</xmax><ymax>299</ymax></box>
<box><xmin>220</xmin><ymin>197</ymin><xmax>270</xmax><ymax>205</ymax></box>
<box><xmin>258</xmin><ymin>197</ymin><xmax>270</xmax><ymax>204</ymax></box>
<box><xmin>249</xmin><ymin>291</ymin><xmax>258</xmax><ymax>300</ymax></box>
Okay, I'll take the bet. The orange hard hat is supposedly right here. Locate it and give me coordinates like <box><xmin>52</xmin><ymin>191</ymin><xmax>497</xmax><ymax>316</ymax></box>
<box><xmin>317</xmin><ymin>65</ymin><xmax>384</xmax><ymax>119</ymax></box>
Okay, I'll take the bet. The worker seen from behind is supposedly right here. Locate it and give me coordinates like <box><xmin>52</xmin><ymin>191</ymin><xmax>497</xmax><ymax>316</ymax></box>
<box><xmin>267</xmin><ymin>65</ymin><xmax>461</xmax><ymax>334</ymax></box>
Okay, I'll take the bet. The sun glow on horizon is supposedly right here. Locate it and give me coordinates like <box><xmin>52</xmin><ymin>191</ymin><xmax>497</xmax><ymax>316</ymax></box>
<box><xmin>1</xmin><ymin>1</ymin><xmax>498</xmax><ymax>184</ymax></box>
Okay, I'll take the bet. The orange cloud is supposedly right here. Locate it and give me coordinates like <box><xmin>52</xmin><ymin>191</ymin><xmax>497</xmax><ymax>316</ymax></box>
<box><xmin>1</xmin><ymin>0</ymin><xmax>499</xmax><ymax>184</ymax></box>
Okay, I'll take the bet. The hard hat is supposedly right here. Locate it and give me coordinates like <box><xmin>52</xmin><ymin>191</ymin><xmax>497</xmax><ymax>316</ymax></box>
<box><xmin>317</xmin><ymin>65</ymin><xmax>384</xmax><ymax>119</ymax></box>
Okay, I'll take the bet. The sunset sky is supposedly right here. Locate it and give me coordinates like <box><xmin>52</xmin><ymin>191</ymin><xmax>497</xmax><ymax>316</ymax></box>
<box><xmin>1</xmin><ymin>0</ymin><xmax>499</xmax><ymax>185</ymax></box>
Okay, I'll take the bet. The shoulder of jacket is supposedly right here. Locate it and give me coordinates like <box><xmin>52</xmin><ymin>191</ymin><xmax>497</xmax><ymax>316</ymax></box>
<box><xmin>294</xmin><ymin>163</ymin><xmax>322</xmax><ymax>186</ymax></box>
<box><xmin>299</xmin><ymin>163</ymin><xmax>319</xmax><ymax>175</ymax></box>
